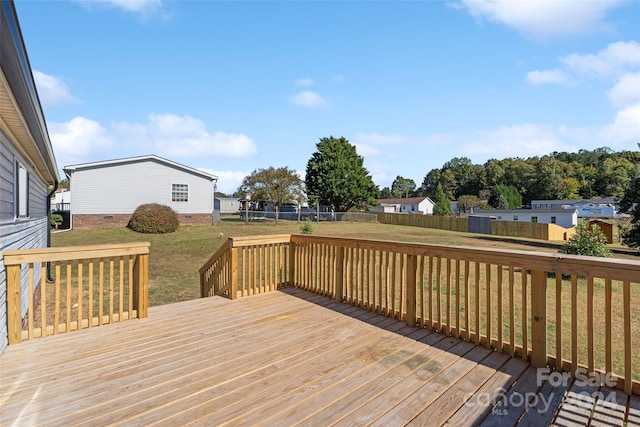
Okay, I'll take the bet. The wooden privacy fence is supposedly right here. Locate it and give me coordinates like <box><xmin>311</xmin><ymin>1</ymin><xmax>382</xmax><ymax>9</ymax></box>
<box><xmin>4</xmin><ymin>242</ymin><xmax>150</xmax><ymax>344</ymax></box>
<box><xmin>200</xmin><ymin>234</ymin><xmax>640</xmax><ymax>395</ymax></box>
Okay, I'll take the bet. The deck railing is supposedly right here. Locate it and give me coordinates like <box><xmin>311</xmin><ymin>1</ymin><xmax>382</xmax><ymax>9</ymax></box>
<box><xmin>4</xmin><ymin>242</ymin><xmax>150</xmax><ymax>344</ymax></box>
<box><xmin>200</xmin><ymin>234</ymin><xmax>640</xmax><ymax>395</ymax></box>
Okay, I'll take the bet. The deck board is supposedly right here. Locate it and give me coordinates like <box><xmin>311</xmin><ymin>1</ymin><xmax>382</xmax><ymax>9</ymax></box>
<box><xmin>0</xmin><ymin>287</ymin><xmax>636</xmax><ymax>426</ymax></box>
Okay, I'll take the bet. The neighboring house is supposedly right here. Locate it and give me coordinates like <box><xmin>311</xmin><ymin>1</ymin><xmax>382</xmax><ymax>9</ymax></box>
<box><xmin>51</xmin><ymin>188</ymin><xmax>71</xmax><ymax>211</ymax></box>
<box><xmin>470</xmin><ymin>209</ymin><xmax>578</xmax><ymax>228</ymax></box>
<box><xmin>531</xmin><ymin>198</ymin><xmax>619</xmax><ymax>218</ymax></box>
<box><xmin>64</xmin><ymin>155</ymin><xmax>218</xmax><ymax>229</ymax></box>
<box><xmin>0</xmin><ymin>1</ymin><xmax>60</xmax><ymax>354</ymax></box>
<box><xmin>372</xmin><ymin>197</ymin><xmax>435</xmax><ymax>215</ymax></box>
<box><xmin>215</xmin><ymin>197</ymin><xmax>241</xmax><ymax>215</ymax></box>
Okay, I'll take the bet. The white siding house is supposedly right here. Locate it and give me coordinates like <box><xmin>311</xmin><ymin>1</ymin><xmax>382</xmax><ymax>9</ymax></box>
<box><xmin>64</xmin><ymin>155</ymin><xmax>218</xmax><ymax>229</ymax></box>
<box><xmin>470</xmin><ymin>209</ymin><xmax>578</xmax><ymax>228</ymax></box>
<box><xmin>0</xmin><ymin>1</ymin><xmax>60</xmax><ymax>354</ymax></box>
<box><xmin>372</xmin><ymin>197</ymin><xmax>435</xmax><ymax>215</ymax></box>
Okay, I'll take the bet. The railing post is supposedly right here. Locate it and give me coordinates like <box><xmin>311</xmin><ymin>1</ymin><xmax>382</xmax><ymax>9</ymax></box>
<box><xmin>335</xmin><ymin>246</ymin><xmax>344</xmax><ymax>303</ymax></box>
<box><xmin>6</xmin><ymin>264</ymin><xmax>22</xmax><ymax>345</ymax></box>
<box><xmin>405</xmin><ymin>254</ymin><xmax>417</xmax><ymax>327</ymax></box>
<box><xmin>230</xmin><ymin>247</ymin><xmax>238</xmax><ymax>300</ymax></box>
<box><xmin>531</xmin><ymin>269</ymin><xmax>547</xmax><ymax>368</ymax></box>
<box><xmin>288</xmin><ymin>240</ymin><xmax>296</xmax><ymax>288</ymax></box>
<box><xmin>133</xmin><ymin>254</ymin><xmax>149</xmax><ymax>319</ymax></box>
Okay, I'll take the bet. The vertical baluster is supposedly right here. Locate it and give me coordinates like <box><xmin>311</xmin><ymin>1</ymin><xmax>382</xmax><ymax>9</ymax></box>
<box><xmin>455</xmin><ymin>259</ymin><xmax>460</xmax><ymax>339</ymax></box>
<box><xmin>40</xmin><ymin>264</ymin><xmax>47</xmax><ymax>338</ymax></box>
<box><xmin>464</xmin><ymin>260</ymin><xmax>470</xmax><ymax>341</ymax></box>
<box><xmin>497</xmin><ymin>265</ymin><xmax>503</xmax><ymax>352</ymax></box>
<box><xmin>436</xmin><ymin>256</ymin><xmax>442</xmax><ymax>333</ymax></box>
<box><xmin>587</xmin><ymin>276</ymin><xmax>594</xmax><ymax>374</ymax></box>
<box><xmin>509</xmin><ymin>266</ymin><xmax>515</xmax><ymax>357</ymax></box>
<box><xmin>474</xmin><ymin>261</ymin><xmax>480</xmax><ymax>345</ymax></box>
<box><xmin>54</xmin><ymin>261</ymin><xmax>60</xmax><ymax>334</ymax></box>
<box><xmin>66</xmin><ymin>261</ymin><xmax>72</xmax><ymax>332</ymax></box>
<box><xmin>604</xmin><ymin>279</ymin><xmax>612</xmax><ymax>375</ymax></box>
<box><xmin>521</xmin><ymin>267</ymin><xmax>528</xmax><ymax>361</ymax></box>
<box><xmin>571</xmin><ymin>275</ymin><xmax>578</xmax><ymax>374</ymax></box>
<box><xmin>28</xmin><ymin>263</ymin><xmax>34</xmax><ymax>340</ymax></box>
<box><xmin>89</xmin><ymin>260</ymin><xmax>94</xmax><ymax>327</ymax></box>
<box><xmin>623</xmin><ymin>281</ymin><xmax>631</xmax><ymax>395</ymax></box>
<box><xmin>419</xmin><ymin>256</ymin><xmax>425</xmax><ymax>328</ymax></box>
<box><xmin>428</xmin><ymin>256</ymin><xmax>434</xmax><ymax>329</ymax></box>
<box><xmin>109</xmin><ymin>257</ymin><xmax>115</xmax><ymax>324</ymax></box>
<box><xmin>486</xmin><ymin>263</ymin><xmax>492</xmax><ymax>349</ymax></box>
<box><xmin>99</xmin><ymin>258</ymin><xmax>104</xmax><ymax>326</ymax></box>
<box><xmin>78</xmin><ymin>261</ymin><xmax>83</xmax><ymax>329</ymax></box>
<box><xmin>446</xmin><ymin>258</ymin><xmax>451</xmax><ymax>335</ymax></box>
<box><xmin>556</xmin><ymin>274</ymin><xmax>562</xmax><ymax>371</ymax></box>
<box><xmin>128</xmin><ymin>255</ymin><xmax>133</xmax><ymax>320</ymax></box>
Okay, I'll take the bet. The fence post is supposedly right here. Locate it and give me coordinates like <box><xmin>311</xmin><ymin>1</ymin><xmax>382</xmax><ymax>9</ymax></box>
<box><xmin>405</xmin><ymin>254</ymin><xmax>417</xmax><ymax>327</ymax></box>
<box><xmin>335</xmin><ymin>246</ymin><xmax>345</xmax><ymax>303</ymax></box>
<box><xmin>531</xmin><ymin>269</ymin><xmax>547</xmax><ymax>368</ymax></box>
<box><xmin>230</xmin><ymin>246</ymin><xmax>238</xmax><ymax>300</ymax></box>
<box><xmin>6</xmin><ymin>264</ymin><xmax>22</xmax><ymax>345</ymax></box>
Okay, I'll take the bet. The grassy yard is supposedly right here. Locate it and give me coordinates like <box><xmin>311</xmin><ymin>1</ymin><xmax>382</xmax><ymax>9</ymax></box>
<box><xmin>52</xmin><ymin>216</ymin><xmax>639</xmax><ymax>307</ymax></box>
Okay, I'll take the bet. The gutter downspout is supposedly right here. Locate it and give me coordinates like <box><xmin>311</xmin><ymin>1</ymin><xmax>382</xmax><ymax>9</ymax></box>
<box><xmin>46</xmin><ymin>180</ymin><xmax>58</xmax><ymax>282</ymax></box>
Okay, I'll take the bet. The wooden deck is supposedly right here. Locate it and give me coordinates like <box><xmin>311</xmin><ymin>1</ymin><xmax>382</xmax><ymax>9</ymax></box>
<box><xmin>1</xmin><ymin>288</ymin><xmax>638</xmax><ymax>426</ymax></box>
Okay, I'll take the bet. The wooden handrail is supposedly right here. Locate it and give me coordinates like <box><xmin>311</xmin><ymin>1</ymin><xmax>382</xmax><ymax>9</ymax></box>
<box><xmin>4</xmin><ymin>242</ymin><xmax>150</xmax><ymax>344</ymax></box>
<box><xmin>199</xmin><ymin>234</ymin><xmax>640</xmax><ymax>395</ymax></box>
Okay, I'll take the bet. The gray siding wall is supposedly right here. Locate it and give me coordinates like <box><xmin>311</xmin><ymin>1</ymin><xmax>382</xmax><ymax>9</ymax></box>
<box><xmin>0</xmin><ymin>132</ymin><xmax>49</xmax><ymax>355</ymax></box>
<box><xmin>71</xmin><ymin>161</ymin><xmax>214</xmax><ymax>215</ymax></box>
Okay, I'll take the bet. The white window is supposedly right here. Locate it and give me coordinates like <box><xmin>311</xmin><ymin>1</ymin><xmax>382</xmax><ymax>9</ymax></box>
<box><xmin>531</xmin><ymin>216</ymin><xmax>538</xmax><ymax>223</ymax></box>
<box><xmin>172</xmin><ymin>183</ymin><xmax>188</xmax><ymax>202</ymax></box>
<box><xmin>513</xmin><ymin>215</ymin><xmax>518</xmax><ymax>221</ymax></box>
<box><xmin>16</xmin><ymin>162</ymin><xmax>29</xmax><ymax>218</ymax></box>
<box><xmin>551</xmin><ymin>216</ymin><xmax>557</xmax><ymax>224</ymax></box>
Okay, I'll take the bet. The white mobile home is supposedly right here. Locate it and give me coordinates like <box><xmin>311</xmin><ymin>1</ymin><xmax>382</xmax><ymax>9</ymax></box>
<box><xmin>372</xmin><ymin>197</ymin><xmax>435</xmax><ymax>215</ymax></box>
<box><xmin>64</xmin><ymin>155</ymin><xmax>218</xmax><ymax>229</ymax></box>
<box><xmin>470</xmin><ymin>209</ymin><xmax>578</xmax><ymax>228</ymax></box>
<box><xmin>0</xmin><ymin>2</ymin><xmax>60</xmax><ymax>354</ymax></box>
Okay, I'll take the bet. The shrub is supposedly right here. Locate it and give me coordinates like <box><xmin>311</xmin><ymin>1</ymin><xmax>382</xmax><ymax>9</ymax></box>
<box><xmin>128</xmin><ymin>203</ymin><xmax>179</xmax><ymax>234</ymax></box>
<box><xmin>50</xmin><ymin>213</ymin><xmax>63</xmax><ymax>229</ymax></box>
<box><xmin>560</xmin><ymin>220</ymin><xmax>611</xmax><ymax>257</ymax></box>
<box><xmin>300</xmin><ymin>219</ymin><xmax>314</xmax><ymax>235</ymax></box>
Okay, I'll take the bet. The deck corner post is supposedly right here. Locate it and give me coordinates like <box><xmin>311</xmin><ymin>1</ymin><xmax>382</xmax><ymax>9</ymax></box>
<box><xmin>531</xmin><ymin>269</ymin><xmax>547</xmax><ymax>368</ymax></box>
<box><xmin>6</xmin><ymin>264</ymin><xmax>22</xmax><ymax>345</ymax></box>
<box><xmin>288</xmin><ymin>239</ymin><xmax>296</xmax><ymax>288</ymax></box>
<box><xmin>230</xmin><ymin>246</ymin><xmax>238</xmax><ymax>300</ymax></box>
<box><xmin>133</xmin><ymin>253</ymin><xmax>149</xmax><ymax>318</ymax></box>
<box><xmin>405</xmin><ymin>254</ymin><xmax>417</xmax><ymax>327</ymax></box>
<box><xmin>335</xmin><ymin>246</ymin><xmax>345</xmax><ymax>303</ymax></box>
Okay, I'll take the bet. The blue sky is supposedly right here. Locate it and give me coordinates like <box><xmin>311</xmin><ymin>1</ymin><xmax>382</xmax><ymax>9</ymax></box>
<box><xmin>15</xmin><ymin>0</ymin><xmax>640</xmax><ymax>195</ymax></box>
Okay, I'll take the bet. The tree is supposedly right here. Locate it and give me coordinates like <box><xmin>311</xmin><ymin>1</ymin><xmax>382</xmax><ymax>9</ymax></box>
<box><xmin>391</xmin><ymin>176</ymin><xmax>416</xmax><ymax>198</ymax></box>
<box><xmin>457</xmin><ymin>194</ymin><xmax>482</xmax><ymax>213</ymax></box>
<box><xmin>494</xmin><ymin>194</ymin><xmax>509</xmax><ymax>210</ymax></box>
<box><xmin>560</xmin><ymin>220</ymin><xmax>611</xmax><ymax>257</ymax></box>
<box><xmin>620</xmin><ymin>176</ymin><xmax>640</xmax><ymax>249</ymax></box>
<box><xmin>237</xmin><ymin>166</ymin><xmax>304</xmax><ymax>224</ymax></box>
<box><xmin>433</xmin><ymin>183</ymin><xmax>452</xmax><ymax>215</ymax></box>
<box><xmin>305</xmin><ymin>136</ymin><xmax>379</xmax><ymax>212</ymax></box>
<box><xmin>489</xmin><ymin>185</ymin><xmax>522</xmax><ymax>209</ymax></box>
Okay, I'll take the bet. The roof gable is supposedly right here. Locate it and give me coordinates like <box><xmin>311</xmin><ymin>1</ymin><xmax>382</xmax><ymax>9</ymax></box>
<box><xmin>64</xmin><ymin>155</ymin><xmax>218</xmax><ymax>182</ymax></box>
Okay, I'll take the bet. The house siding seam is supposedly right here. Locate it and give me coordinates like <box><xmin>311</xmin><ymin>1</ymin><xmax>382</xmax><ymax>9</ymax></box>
<box><xmin>69</xmin><ymin>160</ymin><xmax>214</xmax><ymax>215</ymax></box>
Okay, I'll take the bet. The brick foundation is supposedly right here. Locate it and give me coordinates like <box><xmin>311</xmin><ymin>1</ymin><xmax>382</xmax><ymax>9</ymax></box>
<box><xmin>72</xmin><ymin>213</ymin><xmax>213</xmax><ymax>229</ymax></box>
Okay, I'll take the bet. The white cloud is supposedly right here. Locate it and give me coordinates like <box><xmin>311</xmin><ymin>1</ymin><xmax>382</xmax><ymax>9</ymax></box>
<box><xmin>352</xmin><ymin>132</ymin><xmax>411</xmax><ymax>157</ymax></box>
<box><xmin>198</xmin><ymin>169</ymin><xmax>249</xmax><ymax>195</ymax></box>
<box><xmin>113</xmin><ymin>113</ymin><xmax>258</xmax><ymax>158</ymax></box>
<box><xmin>33</xmin><ymin>70</ymin><xmax>80</xmax><ymax>109</ymax></box>
<box><xmin>456</xmin><ymin>0</ymin><xmax>624</xmax><ymax>39</ymax></box>
<box><xmin>462</xmin><ymin>124</ymin><xmax>578</xmax><ymax>158</ymax></box>
<box><xmin>50</xmin><ymin>113</ymin><xmax>257</xmax><ymax>171</ymax></box>
<box><xmin>72</xmin><ymin>0</ymin><xmax>166</xmax><ymax>17</ymax></box>
<box><xmin>49</xmin><ymin>117</ymin><xmax>115</xmax><ymax>165</ymax></box>
<box><xmin>607</xmin><ymin>73</ymin><xmax>640</xmax><ymax>108</ymax></box>
<box><xmin>290</xmin><ymin>91</ymin><xmax>328</xmax><ymax>109</ymax></box>
<box><xmin>602</xmin><ymin>103</ymin><xmax>640</xmax><ymax>145</ymax></box>
<box><xmin>562</xmin><ymin>41</ymin><xmax>640</xmax><ymax>78</ymax></box>
<box><xmin>295</xmin><ymin>78</ymin><xmax>315</xmax><ymax>87</ymax></box>
<box><xmin>526</xmin><ymin>69</ymin><xmax>572</xmax><ymax>85</ymax></box>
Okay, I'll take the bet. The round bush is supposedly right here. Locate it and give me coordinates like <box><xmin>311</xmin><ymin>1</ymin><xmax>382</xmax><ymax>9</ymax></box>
<box><xmin>128</xmin><ymin>203</ymin><xmax>179</xmax><ymax>234</ymax></box>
